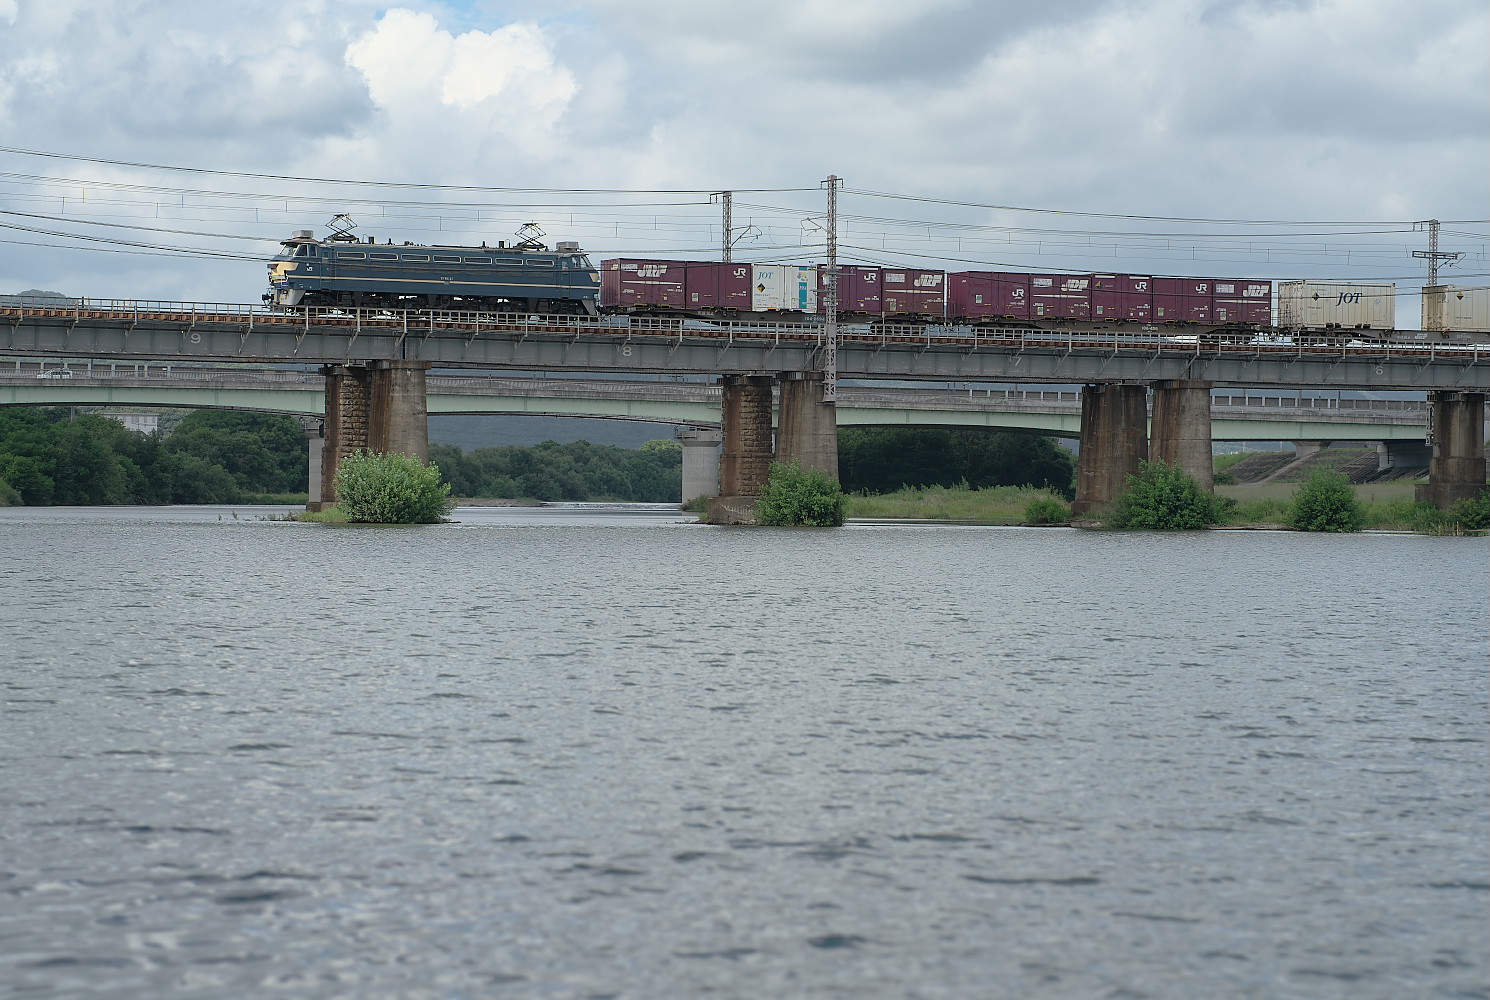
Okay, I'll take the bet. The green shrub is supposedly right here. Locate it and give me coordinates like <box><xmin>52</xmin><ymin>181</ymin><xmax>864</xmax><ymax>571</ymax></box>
<box><xmin>332</xmin><ymin>450</ymin><xmax>454</xmax><ymax>524</ymax></box>
<box><xmin>1287</xmin><ymin>469</ymin><xmax>1365</xmax><ymax>532</ymax></box>
<box><xmin>1444</xmin><ymin>488</ymin><xmax>1490</xmax><ymax>531</ymax></box>
<box><xmin>0</xmin><ymin>475</ymin><xmax>21</xmax><ymax>506</ymax></box>
<box><xmin>1024</xmin><ymin>497</ymin><xmax>1069</xmax><ymax>524</ymax></box>
<box><xmin>1109</xmin><ymin>460</ymin><xmax>1222</xmax><ymax>529</ymax></box>
<box><xmin>756</xmin><ymin>461</ymin><xmax>845</xmax><ymax>526</ymax></box>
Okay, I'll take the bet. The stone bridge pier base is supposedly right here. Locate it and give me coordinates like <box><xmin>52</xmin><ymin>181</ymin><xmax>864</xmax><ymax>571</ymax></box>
<box><xmin>1072</xmin><ymin>383</ymin><xmax>1149</xmax><ymax>517</ymax></box>
<box><xmin>708</xmin><ymin>375</ymin><xmax>775</xmax><ymax>524</ymax></box>
<box><xmin>1416</xmin><ymin>391</ymin><xmax>1487</xmax><ymax>509</ymax></box>
<box><xmin>676</xmin><ymin>426</ymin><xmax>722</xmax><ymax>505</ymax></box>
<box><xmin>1150</xmin><ymin>380</ymin><xmax>1214</xmax><ymax>491</ymax></box>
<box><xmin>775</xmin><ymin>371</ymin><xmax>839</xmax><ymax>480</ymax></box>
<box><xmin>312</xmin><ymin>360</ymin><xmax>432</xmax><ymax>510</ymax></box>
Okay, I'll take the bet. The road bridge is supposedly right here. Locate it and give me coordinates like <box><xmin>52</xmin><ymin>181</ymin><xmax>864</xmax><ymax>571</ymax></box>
<box><xmin>3</xmin><ymin>364</ymin><xmax>1443</xmax><ymax>505</ymax></box>
<box><xmin>4</xmin><ymin>299</ymin><xmax>1485</xmax><ymax>514</ymax></box>
<box><xmin>0</xmin><ymin>363</ymin><xmax>1435</xmax><ymax>441</ymax></box>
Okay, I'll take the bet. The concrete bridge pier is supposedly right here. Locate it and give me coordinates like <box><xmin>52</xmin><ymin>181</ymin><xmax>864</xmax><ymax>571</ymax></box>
<box><xmin>312</xmin><ymin>360</ymin><xmax>432</xmax><ymax>510</ymax></box>
<box><xmin>1378</xmin><ymin>439</ymin><xmax>1432</xmax><ymax>472</ymax></box>
<box><xmin>775</xmin><ymin>371</ymin><xmax>840</xmax><ymax>480</ymax></box>
<box><xmin>676</xmin><ymin>426</ymin><xmax>722</xmax><ymax>505</ymax></box>
<box><xmin>301</xmin><ymin>417</ymin><xmax>325</xmax><ymax>506</ymax></box>
<box><xmin>1150</xmin><ymin>379</ymin><xmax>1214</xmax><ymax>490</ymax></box>
<box><xmin>1072</xmin><ymin>383</ymin><xmax>1149</xmax><ymax>516</ymax></box>
<box><xmin>708</xmin><ymin>375</ymin><xmax>775</xmax><ymax>524</ymax></box>
<box><xmin>1416</xmin><ymin>391</ymin><xmax>1487</xmax><ymax>509</ymax></box>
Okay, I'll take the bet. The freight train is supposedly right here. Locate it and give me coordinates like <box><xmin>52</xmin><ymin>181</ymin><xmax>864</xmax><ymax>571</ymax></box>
<box><xmin>265</xmin><ymin>229</ymin><xmax>1488</xmax><ymax>343</ymax></box>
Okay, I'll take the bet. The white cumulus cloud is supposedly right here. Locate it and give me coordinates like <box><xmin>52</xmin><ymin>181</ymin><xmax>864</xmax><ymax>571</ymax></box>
<box><xmin>342</xmin><ymin>8</ymin><xmax>577</xmax><ymax>168</ymax></box>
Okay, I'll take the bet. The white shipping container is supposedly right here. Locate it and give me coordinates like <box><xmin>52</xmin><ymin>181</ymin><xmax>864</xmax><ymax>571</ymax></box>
<box><xmin>1277</xmin><ymin>281</ymin><xmax>1395</xmax><ymax>330</ymax></box>
<box><xmin>751</xmin><ymin>265</ymin><xmax>818</xmax><ymax>312</ymax></box>
<box><xmin>1421</xmin><ymin>285</ymin><xmax>1490</xmax><ymax>334</ymax></box>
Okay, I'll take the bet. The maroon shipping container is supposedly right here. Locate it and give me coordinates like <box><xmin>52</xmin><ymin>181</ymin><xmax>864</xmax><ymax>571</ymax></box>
<box><xmin>880</xmin><ymin>268</ymin><xmax>946</xmax><ymax>317</ymax></box>
<box><xmin>1177</xmin><ymin>278</ymin><xmax>1213</xmax><ymax>324</ymax></box>
<box><xmin>601</xmin><ymin>259</ymin><xmax>686</xmax><ymax>309</ymax></box>
<box><xmin>1209</xmin><ymin>277</ymin><xmax>1269</xmax><ymax>324</ymax></box>
<box><xmin>824</xmin><ymin>265</ymin><xmax>884</xmax><ymax>315</ymax></box>
<box><xmin>993</xmin><ymin>271</ymin><xmax>1032</xmax><ymax>321</ymax></box>
<box><xmin>1030</xmin><ymin>274</ymin><xmax>1091</xmax><ymax>320</ymax></box>
<box><xmin>1092</xmin><ymin>274</ymin><xmax>1153</xmax><ymax>321</ymax></box>
<box><xmin>1152</xmin><ymin>277</ymin><xmax>1183</xmax><ymax>323</ymax></box>
<box><xmin>948</xmin><ymin>272</ymin><xmax>997</xmax><ymax>320</ymax></box>
<box><xmin>1091</xmin><ymin>274</ymin><xmax>1122</xmax><ymax>321</ymax></box>
<box><xmin>1211</xmin><ymin>278</ymin><xmax>1273</xmax><ymax>324</ymax></box>
<box><xmin>1121</xmin><ymin>274</ymin><xmax>1153</xmax><ymax>322</ymax></box>
<box><xmin>1150</xmin><ymin>277</ymin><xmax>1209</xmax><ymax>324</ymax></box>
<box><xmin>685</xmin><ymin>262</ymin><xmax>752</xmax><ymax>312</ymax></box>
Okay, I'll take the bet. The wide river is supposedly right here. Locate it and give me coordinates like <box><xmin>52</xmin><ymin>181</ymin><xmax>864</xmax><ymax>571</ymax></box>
<box><xmin>1</xmin><ymin>505</ymin><xmax>1486</xmax><ymax>999</ymax></box>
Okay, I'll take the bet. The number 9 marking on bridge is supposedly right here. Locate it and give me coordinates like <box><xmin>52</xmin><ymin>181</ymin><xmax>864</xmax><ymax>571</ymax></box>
<box><xmin>188</xmin><ymin>332</ymin><xmax>201</xmax><ymax>344</ymax></box>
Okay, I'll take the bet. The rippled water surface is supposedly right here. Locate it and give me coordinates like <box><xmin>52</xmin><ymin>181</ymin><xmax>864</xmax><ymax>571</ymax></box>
<box><xmin>2</xmin><ymin>505</ymin><xmax>1487</xmax><ymax>999</ymax></box>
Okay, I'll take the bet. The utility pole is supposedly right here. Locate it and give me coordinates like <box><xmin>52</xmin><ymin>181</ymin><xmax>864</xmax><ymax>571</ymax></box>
<box><xmin>1413</xmin><ymin>219</ymin><xmax>1462</xmax><ymax>286</ymax></box>
<box><xmin>821</xmin><ymin>174</ymin><xmax>841</xmax><ymax>403</ymax></box>
<box><xmin>714</xmin><ymin>191</ymin><xmax>733</xmax><ymax>262</ymax></box>
<box><xmin>1413</xmin><ymin>220</ymin><xmax>1463</xmax><ymax>333</ymax></box>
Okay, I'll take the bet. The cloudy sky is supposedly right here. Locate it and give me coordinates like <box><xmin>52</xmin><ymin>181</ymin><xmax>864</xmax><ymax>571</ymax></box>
<box><xmin>0</xmin><ymin>0</ymin><xmax>1485</xmax><ymax>315</ymax></box>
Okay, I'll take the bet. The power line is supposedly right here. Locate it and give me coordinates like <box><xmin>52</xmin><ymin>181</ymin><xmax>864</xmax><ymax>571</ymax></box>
<box><xmin>0</xmin><ymin>146</ymin><xmax>814</xmax><ymax>196</ymax></box>
<box><xmin>844</xmin><ymin>187</ymin><xmax>1490</xmax><ymax>227</ymax></box>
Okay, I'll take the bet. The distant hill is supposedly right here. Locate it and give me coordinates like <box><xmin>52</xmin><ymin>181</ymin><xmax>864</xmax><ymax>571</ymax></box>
<box><xmin>3</xmin><ymin>289</ymin><xmax>76</xmax><ymax>302</ymax></box>
<box><xmin>429</xmin><ymin>414</ymin><xmax>679</xmax><ymax>451</ymax></box>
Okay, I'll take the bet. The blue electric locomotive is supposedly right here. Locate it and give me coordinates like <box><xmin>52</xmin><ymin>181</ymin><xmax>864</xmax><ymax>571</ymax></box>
<box><xmin>265</xmin><ymin>222</ymin><xmax>601</xmax><ymax>314</ymax></box>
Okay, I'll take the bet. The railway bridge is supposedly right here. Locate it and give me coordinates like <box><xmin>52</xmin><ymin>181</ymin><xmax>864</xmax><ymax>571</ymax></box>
<box><xmin>4</xmin><ymin>298</ymin><xmax>1486</xmax><ymax>516</ymax></box>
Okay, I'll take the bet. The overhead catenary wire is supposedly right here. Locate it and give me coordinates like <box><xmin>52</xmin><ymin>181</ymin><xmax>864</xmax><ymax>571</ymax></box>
<box><xmin>843</xmin><ymin>186</ymin><xmax>1490</xmax><ymax>228</ymax></box>
<box><xmin>0</xmin><ymin>146</ymin><xmax>813</xmax><ymax>196</ymax></box>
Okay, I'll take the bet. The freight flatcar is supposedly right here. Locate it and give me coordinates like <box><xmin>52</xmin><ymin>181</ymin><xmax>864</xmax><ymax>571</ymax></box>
<box><xmin>266</xmin><ymin>226</ymin><xmax>601</xmax><ymax>313</ymax></box>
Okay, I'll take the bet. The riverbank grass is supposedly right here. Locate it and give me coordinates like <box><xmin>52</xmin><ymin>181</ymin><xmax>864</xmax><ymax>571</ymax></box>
<box><xmin>845</xmin><ymin>484</ymin><xmax>1071</xmax><ymax>524</ymax></box>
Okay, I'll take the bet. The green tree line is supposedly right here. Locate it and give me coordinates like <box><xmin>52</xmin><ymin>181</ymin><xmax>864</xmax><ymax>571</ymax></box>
<box><xmin>429</xmin><ymin>439</ymin><xmax>682</xmax><ymax>501</ymax></box>
<box><xmin>3</xmin><ymin>407</ymin><xmax>1081</xmax><ymax>507</ymax></box>
<box><xmin>0</xmin><ymin>407</ymin><xmax>306</xmax><ymax>505</ymax></box>
<box><xmin>838</xmin><ymin>427</ymin><xmax>1076</xmax><ymax>498</ymax></box>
